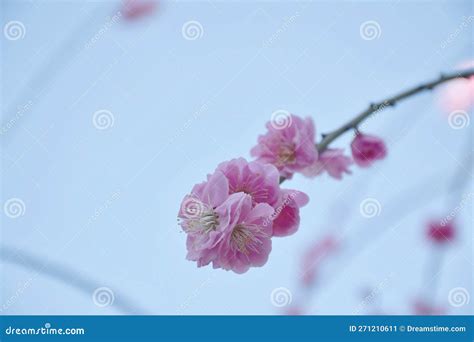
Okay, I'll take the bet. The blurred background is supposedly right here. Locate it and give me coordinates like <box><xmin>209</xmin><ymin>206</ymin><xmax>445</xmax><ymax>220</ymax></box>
<box><xmin>1</xmin><ymin>0</ymin><xmax>472</xmax><ymax>315</ymax></box>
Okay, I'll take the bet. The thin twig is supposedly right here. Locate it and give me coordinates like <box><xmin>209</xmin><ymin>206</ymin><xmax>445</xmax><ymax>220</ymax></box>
<box><xmin>317</xmin><ymin>69</ymin><xmax>474</xmax><ymax>152</ymax></box>
<box><xmin>279</xmin><ymin>68</ymin><xmax>474</xmax><ymax>184</ymax></box>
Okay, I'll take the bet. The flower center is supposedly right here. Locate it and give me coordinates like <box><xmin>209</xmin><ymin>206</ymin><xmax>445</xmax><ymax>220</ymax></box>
<box><xmin>277</xmin><ymin>144</ymin><xmax>296</xmax><ymax>166</ymax></box>
<box><xmin>231</xmin><ymin>224</ymin><xmax>263</xmax><ymax>255</ymax></box>
<box><xmin>185</xmin><ymin>210</ymin><xmax>219</xmax><ymax>234</ymax></box>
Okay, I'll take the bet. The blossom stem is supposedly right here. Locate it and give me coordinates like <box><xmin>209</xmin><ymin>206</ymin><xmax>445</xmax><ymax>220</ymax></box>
<box><xmin>316</xmin><ymin>69</ymin><xmax>474</xmax><ymax>153</ymax></box>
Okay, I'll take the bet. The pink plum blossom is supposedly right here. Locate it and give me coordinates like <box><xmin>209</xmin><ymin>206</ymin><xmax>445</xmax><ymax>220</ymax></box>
<box><xmin>211</xmin><ymin>193</ymin><xmax>274</xmax><ymax>274</ymax></box>
<box><xmin>180</xmin><ymin>190</ymin><xmax>274</xmax><ymax>273</ymax></box>
<box><xmin>251</xmin><ymin>114</ymin><xmax>318</xmax><ymax>179</ymax></box>
<box><xmin>179</xmin><ymin>158</ymin><xmax>310</xmax><ymax>273</ymax></box>
<box><xmin>179</xmin><ymin>171</ymin><xmax>230</xmax><ymax>267</ymax></box>
<box><xmin>215</xmin><ymin>158</ymin><xmax>309</xmax><ymax>237</ymax></box>
<box><xmin>350</xmin><ymin>132</ymin><xmax>387</xmax><ymax>167</ymax></box>
<box><xmin>302</xmin><ymin>148</ymin><xmax>352</xmax><ymax>180</ymax></box>
<box><xmin>216</xmin><ymin>158</ymin><xmax>280</xmax><ymax>207</ymax></box>
<box><xmin>271</xmin><ymin>190</ymin><xmax>309</xmax><ymax>237</ymax></box>
<box><xmin>426</xmin><ymin>220</ymin><xmax>455</xmax><ymax>244</ymax></box>
<box><xmin>438</xmin><ymin>61</ymin><xmax>474</xmax><ymax>113</ymax></box>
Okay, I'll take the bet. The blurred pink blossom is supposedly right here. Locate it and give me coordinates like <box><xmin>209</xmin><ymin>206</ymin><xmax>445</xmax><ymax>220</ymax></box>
<box><xmin>301</xmin><ymin>235</ymin><xmax>339</xmax><ymax>287</ymax></box>
<box><xmin>302</xmin><ymin>148</ymin><xmax>352</xmax><ymax>180</ymax></box>
<box><xmin>413</xmin><ymin>299</ymin><xmax>445</xmax><ymax>315</ymax></box>
<box><xmin>122</xmin><ymin>0</ymin><xmax>157</xmax><ymax>20</ymax></box>
<box><xmin>285</xmin><ymin>306</ymin><xmax>305</xmax><ymax>315</ymax></box>
<box><xmin>251</xmin><ymin>114</ymin><xmax>318</xmax><ymax>179</ymax></box>
<box><xmin>438</xmin><ymin>61</ymin><xmax>474</xmax><ymax>113</ymax></box>
<box><xmin>426</xmin><ymin>220</ymin><xmax>455</xmax><ymax>244</ymax></box>
<box><xmin>351</xmin><ymin>132</ymin><xmax>387</xmax><ymax>168</ymax></box>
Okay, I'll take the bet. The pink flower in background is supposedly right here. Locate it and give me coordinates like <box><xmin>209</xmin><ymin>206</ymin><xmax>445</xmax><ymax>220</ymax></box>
<box><xmin>216</xmin><ymin>158</ymin><xmax>280</xmax><ymax>207</ymax></box>
<box><xmin>272</xmin><ymin>190</ymin><xmax>309</xmax><ymax>237</ymax></box>
<box><xmin>302</xmin><ymin>148</ymin><xmax>352</xmax><ymax>180</ymax></box>
<box><xmin>251</xmin><ymin>114</ymin><xmax>318</xmax><ymax>179</ymax></box>
<box><xmin>350</xmin><ymin>132</ymin><xmax>387</xmax><ymax>167</ymax></box>
<box><xmin>301</xmin><ymin>235</ymin><xmax>339</xmax><ymax>287</ymax></box>
<box><xmin>210</xmin><ymin>193</ymin><xmax>274</xmax><ymax>274</ymax></box>
<box><xmin>413</xmin><ymin>299</ymin><xmax>445</xmax><ymax>315</ymax></box>
<box><xmin>122</xmin><ymin>0</ymin><xmax>157</xmax><ymax>20</ymax></box>
<box><xmin>285</xmin><ymin>306</ymin><xmax>304</xmax><ymax>315</ymax></box>
<box><xmin>438</xmin><ymin>60</ymin><xmax>474</xmax><ymax>113</ymax></box>
<box><xmin>426</xmin><ymin>220</ymin><xmax>455</xmax><ymax>244</ymax></box>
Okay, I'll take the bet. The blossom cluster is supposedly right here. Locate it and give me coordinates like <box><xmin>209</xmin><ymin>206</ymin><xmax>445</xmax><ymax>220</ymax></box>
<box><xmin>178</xmin><ymin>114</ymin><xmax>387</xmax><ymax>273</ymax></box>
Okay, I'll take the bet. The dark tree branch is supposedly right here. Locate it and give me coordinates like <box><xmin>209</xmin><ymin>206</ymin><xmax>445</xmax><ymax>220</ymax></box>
<box><xmin>279</xmin><ymin>69</ymin><xmax>474</xmax><ymax>184</ymax></box>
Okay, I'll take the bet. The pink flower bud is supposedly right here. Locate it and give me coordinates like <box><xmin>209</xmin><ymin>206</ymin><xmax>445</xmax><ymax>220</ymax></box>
<box><xmin>426</xmin><ymin>220</ymin><xmax>455</xmax><ymax>244</ymax></box>
<box><xmin>350</xmin><ymin>132</ymin><xmax>387</xmax><ymax>167</ymax></box>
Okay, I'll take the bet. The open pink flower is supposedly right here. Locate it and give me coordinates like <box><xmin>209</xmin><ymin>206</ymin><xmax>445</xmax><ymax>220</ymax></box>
<box><xmin>179</xmin><ymin>157</ymin><xmax>310</xmax><ymax>272</ymax></box>
<box><xmin>211</xmin><ymin>193</ymin><xmax>274</xmax><ymax>273</ymax></box>
<box><xmin>271</xmin><ymin>190</ymin><xmax>309</xmax><ymax>237</ymax></box>
<box><xmin>251</xmin><ymin>114</ymin><xmax>318</xmax><ymax>179</ymax></box>
<box><xmin>216</xmin><ymin>158</ymin><xmax>280</xmax><ymax>207</ymax></box>
<box><xmin>426</xmin><ymin>220</ymin><xmax>455</xmax><ymax>244</ymax></box>
<box><xmin>178</xmin><ymin>171</ymin><xmax>230</xmax><ymax>267</ymax></box>
<box><xmin>181</xmin><ymin>189</ymin><xmax>274</xmax><ymax>274</ymax></box>
<box><xmin>302</xmin><ymin>148</ymin><xmax>352</xmax><ymax>180</ymax></box>
<box><xmin>351</xmin><ymin>132</ymin><xmax>387</xmax><ymax>167</ymax></box>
